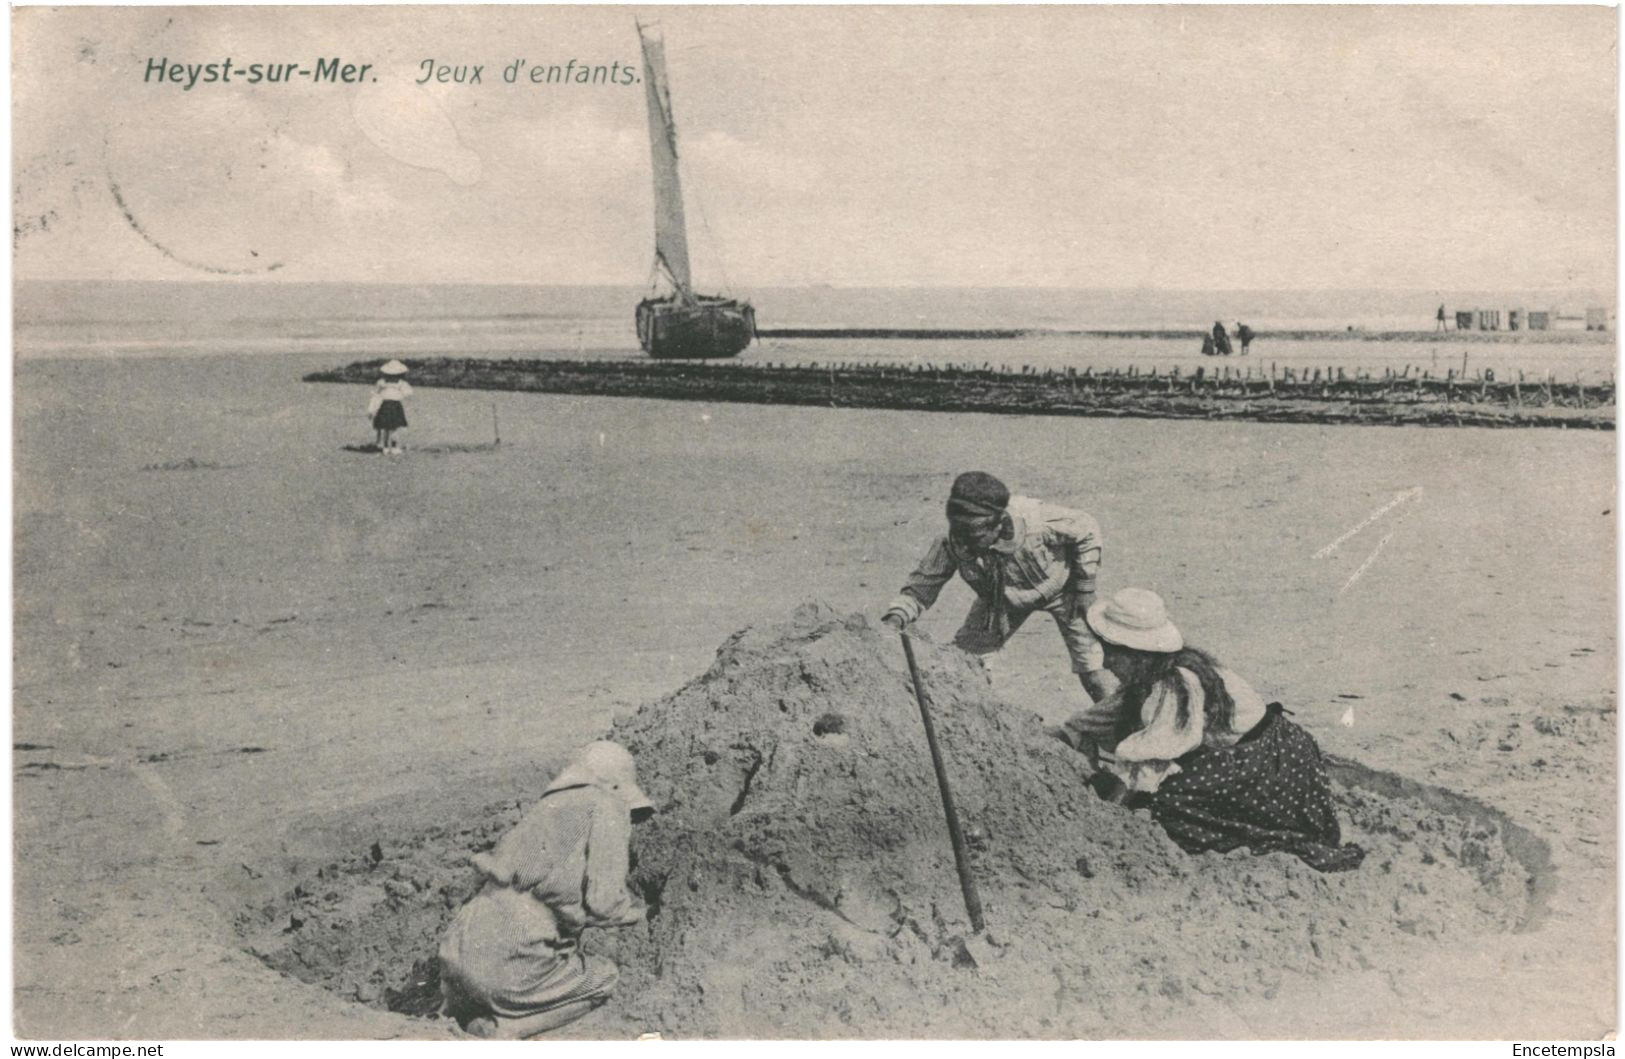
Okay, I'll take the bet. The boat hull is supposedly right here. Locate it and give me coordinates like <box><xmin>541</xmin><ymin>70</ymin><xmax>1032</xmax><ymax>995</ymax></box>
<box><xmin>636</xmin><ymin>296</ymin><xmax>755</xmax><ymax>359</ymax></box>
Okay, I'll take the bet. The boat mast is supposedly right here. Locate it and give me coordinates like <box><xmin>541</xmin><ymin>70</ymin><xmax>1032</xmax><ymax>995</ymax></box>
<box><xmin>638</xmin><ymin>23</ymin><xmax>695</xmax><ymax>303</ymax></box>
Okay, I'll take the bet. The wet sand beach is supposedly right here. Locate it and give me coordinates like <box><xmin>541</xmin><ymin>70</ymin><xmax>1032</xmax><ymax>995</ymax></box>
<box><xmin>13</xmin><ymin>352</ymin><xmax>1616</xmax><ymax>1038</ymax></box>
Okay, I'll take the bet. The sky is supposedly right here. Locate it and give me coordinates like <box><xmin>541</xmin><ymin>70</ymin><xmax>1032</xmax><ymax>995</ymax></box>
<box><xmin>10</xmin><ymin>5</ymin><xmax>1618</xmax><ymax>291</ymax></box>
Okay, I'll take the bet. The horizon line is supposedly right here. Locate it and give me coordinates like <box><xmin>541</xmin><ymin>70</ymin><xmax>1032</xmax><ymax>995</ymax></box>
<box><xmin>13</xmin><ymin>278</ymin><xmax>1616</xmax><ymax>296</ymax></box>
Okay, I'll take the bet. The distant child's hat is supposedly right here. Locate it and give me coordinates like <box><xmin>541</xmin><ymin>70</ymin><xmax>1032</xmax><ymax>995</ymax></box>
<box><xmin>380</xmin><ymin>359</ymin><xmax>409</xmax><ymax>376</ymax></box>
<box><xmin>1087</xmin><ymin>588</ymin><xmax>1183</xmax><ymax>654</ymax></box>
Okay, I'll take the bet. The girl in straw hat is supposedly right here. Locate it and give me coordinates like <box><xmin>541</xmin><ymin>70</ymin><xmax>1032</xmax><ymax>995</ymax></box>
<box><xmin>438</xmin><ymin>741</ymin><xmax>655</xmax><ymax>1038</ymax></box>
<box><xmin>366</xmin><ymin>359</ymin><xmax>412</xmax><ymax>454</ymax></box>
<box><xmin>1057</xmin><ymin>588</ymin><xmax>1364</xmax><ymax>873</ymax></box>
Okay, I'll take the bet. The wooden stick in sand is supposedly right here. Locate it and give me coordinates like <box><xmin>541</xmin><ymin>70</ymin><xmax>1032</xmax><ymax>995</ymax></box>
<box><xmin>899</xmin><ymin>631</ymin><xmax>985</xmax><ymax>934</ymax></box>
<box><xmin>491</xmin><ymin>403</ymin><xmax>501</xmax><ymax>447</ymax></box>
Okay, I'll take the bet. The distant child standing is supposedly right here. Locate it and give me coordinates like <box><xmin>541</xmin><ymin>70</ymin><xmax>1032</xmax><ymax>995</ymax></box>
<box><xmin>367</xmin><ymin>359</ymin><xmax>413</xmax><ymax>454</ymax></box>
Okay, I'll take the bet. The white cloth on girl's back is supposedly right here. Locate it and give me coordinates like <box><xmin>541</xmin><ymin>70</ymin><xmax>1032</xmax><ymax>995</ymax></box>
<box><xmin>1066</xmin><ymin>666</ymin><xmax>1268</xmax><ymax>793</ymax></box>
<box><xmin>367</xmin><ymin>379</ymin><xmax>412</xmax><ymax>415</ymax></box>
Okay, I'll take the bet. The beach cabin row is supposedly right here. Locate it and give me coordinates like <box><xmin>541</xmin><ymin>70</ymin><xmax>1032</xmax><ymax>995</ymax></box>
<box><xmin>1450</xmin><ymin>307</ymin><xmax>1610</xmax><ymax>332</ymax></box>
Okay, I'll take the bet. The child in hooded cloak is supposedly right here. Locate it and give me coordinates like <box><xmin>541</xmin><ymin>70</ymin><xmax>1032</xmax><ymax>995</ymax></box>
<box><xmin>438</xmin><ymin>741</ymin><xmax>654</xmax><ymax>1037</ymax></box>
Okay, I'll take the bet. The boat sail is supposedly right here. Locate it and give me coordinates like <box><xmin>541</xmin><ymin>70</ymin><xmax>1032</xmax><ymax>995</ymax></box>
<box><xmin>634</xmin><ymin>23</ymin><xmax>755</xmax><ymax>359</ymax></box>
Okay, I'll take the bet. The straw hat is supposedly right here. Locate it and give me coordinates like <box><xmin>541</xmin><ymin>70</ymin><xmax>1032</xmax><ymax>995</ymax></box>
<box><xmin>544</xmin><ymin>741</ymin><xmax>655</xmax><ymax>815</ymax></box>
<box><xmin>380</xmin><ymin>359</ymin><xmax>409</xmax><ymax>376</ymax></box>
<box><xmin>1086</xmin><ymin>588</ymin><xmax>1183</xmax><ymax>653</ymax></box>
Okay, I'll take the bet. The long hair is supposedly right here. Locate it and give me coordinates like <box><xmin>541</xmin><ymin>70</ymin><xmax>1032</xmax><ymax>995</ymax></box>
<box><xmin>1113</xmin><ymin>645</ymin><xmax>1235</xmax><ymax>743</ymax></box>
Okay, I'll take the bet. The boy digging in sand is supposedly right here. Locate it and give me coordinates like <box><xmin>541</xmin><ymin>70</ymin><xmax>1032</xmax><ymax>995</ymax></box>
<box><xmin>882</xmin><ymin>471</ymin><xmax>1119</xmax><ymax>704</ymax></box>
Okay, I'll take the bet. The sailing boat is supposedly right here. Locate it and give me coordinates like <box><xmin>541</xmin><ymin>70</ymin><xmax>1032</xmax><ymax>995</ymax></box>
<box><xmin>634</xmin><ymin>23</ymin><xmax>755</xmax><ymax>359</ymax></box>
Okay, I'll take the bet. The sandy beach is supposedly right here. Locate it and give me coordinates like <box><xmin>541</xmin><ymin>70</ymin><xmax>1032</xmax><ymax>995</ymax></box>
<box><xmin>12</xmin><ymin>351</ymin><xmax>1615</xmax><ymax>1038</ymax></box>
<box><xmin>11</xmin><ymin>0</ymin><xmax>1619</xmax><ymax>1039</ymax></box>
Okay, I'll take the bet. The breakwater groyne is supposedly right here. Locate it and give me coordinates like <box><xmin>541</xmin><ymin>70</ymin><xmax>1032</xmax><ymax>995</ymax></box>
<box><xmin>304</xmin><ymin>358</ymin><xmax>1615</xmax><ymax>429</ymax></box>
<box><xmin>757</xmin><ymin>327</ymin><xmax>1616</xmax><ymax>344</ymax></box>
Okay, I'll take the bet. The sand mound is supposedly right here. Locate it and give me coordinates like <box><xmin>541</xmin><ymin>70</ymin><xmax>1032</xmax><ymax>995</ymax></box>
<box><xmin>240</xmin><ymin>602</ymin><xmax>1538</xmax><ymax>1038</ymax></box>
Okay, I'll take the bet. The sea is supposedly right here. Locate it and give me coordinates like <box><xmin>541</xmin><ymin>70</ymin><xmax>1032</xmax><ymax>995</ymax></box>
<box><xmin>14</xmin><ymin>280</ymin><xmax>1619</xmax><ymax>380</ymax></box>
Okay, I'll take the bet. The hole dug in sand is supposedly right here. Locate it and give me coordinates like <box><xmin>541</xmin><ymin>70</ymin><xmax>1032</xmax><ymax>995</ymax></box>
<box><xmin>238</xmin><ymin>603</ymin><xmax>1550</xmax><ymax>1038</ymax></box>
<box><xmin>812</xmin><ymin>712</ymin><xmax>847</xmax><ymax>737</ymax></box>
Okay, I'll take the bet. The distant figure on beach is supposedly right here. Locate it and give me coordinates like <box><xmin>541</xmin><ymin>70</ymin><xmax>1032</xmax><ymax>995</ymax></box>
<box><xmin>1201</xmin><ymin>335</ymin><xmax>1217</xmax><ymax>357</ymax></box>
<box><xmin>1235</xmin><ymin>322</ymin><xmax>1254</xmax><ymax>355</ymax></box>
<box><xmin>1436</xmin><ymin>304</ymin><xmax>1448</xmax><ymax>332</ymax></box>
<box><xmin>1053</xmin><ymin>588</ymin><xmax>1365</xmax><ymax>873</ymax></box>
<box><xmin>439</xmin><ymin>741</ymin><xmax>654</xmax><ymax>1038</ymax></box>
<box><xmin>1212</xmin><ymin>321</ymin><xmax>1233</xmax><ymax>356</ymax></box>
<box><xmin>367</xmin><ymin>360</ymin><xmax>412</xmax><ymax>454</ymax></box>
<box><xmin>882</xmin><ymin>472</ymin><xmax>1119</xmax><ymax>704</ymax></box>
